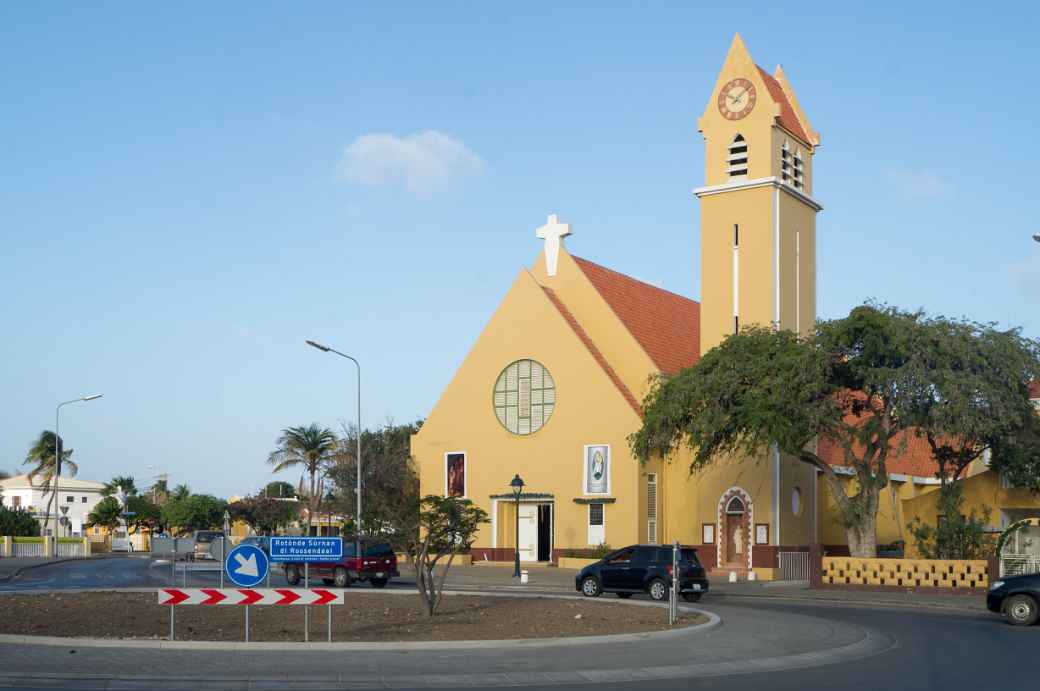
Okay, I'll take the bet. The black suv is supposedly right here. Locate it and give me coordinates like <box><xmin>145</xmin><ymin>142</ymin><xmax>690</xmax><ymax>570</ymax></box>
<box><xmin>575</xmin><ymin>545</ymin><xmax>709</xmax><ymax>602</ymax></box>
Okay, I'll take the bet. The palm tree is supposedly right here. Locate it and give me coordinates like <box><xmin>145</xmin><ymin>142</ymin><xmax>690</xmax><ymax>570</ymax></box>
<box><xmin>171</xmin><ymin>484</ymin><xmax>191</xmax><ymax>501</ymax></box>
<box><xmin>103</xmin><ymin>476</ymin><xmax>138</xmax><ymax>498</ymax></box>
<box><xmin>23</xmin><ymin>430</ymin><xmax>78</xmax><ymax>531</ymax></box>
<box><xmin>268</xmin><ymin>424</ymin><xmax>338</xmax><ymax>535</ymax></box>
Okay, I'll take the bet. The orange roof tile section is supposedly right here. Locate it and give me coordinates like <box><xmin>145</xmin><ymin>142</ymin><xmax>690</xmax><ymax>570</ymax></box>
<box><xmin>572</xmin><ymin>256</ymin><xmax>700</xmax><ymax>376</ymax></box>
<box><xmin>541</xmin><ymin>286</ymin><xmax>643</xmax><ymax>416</ymax></box>
<box><xmin>1029</xmin><ymin>381</ymin><xmax>1040</xmax><ymax>399</ymax></box>
<box><xmin>756</xmin><ymin>66</ymin><xmax>810</xmax><ymax>144</ymax></box>
<box><xmin>818</xmin><ymin>431</ymin><xmax>944</xmax><ymax>479</ymax></box>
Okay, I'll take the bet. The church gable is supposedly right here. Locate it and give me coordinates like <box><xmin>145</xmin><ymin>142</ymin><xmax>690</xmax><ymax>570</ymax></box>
<box><xmin>414</xmin><ymin>268</ymin><xmax>643</xmax><ymax>446</ymax></box>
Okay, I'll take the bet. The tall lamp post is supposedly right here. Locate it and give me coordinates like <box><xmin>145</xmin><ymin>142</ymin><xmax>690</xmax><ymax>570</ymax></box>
<box><xmin>54</xmin><ymin>394</ymin><xmax>103</xmax><ymax>539</ymax></box>
<box><xmin>509</xmin><ymin>474</ymin><xmax>524</xmax><ymax>578</ymax></box>
<box><xmin>306</xmin><ymin>340</ymin><xmax>361</xmax><ymax>561</ymax></box>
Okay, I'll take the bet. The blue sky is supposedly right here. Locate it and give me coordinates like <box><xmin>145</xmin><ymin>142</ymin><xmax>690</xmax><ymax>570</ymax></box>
<box><xmin>2</xmin><ymin>2</ymin><xmax>1038</xmax><ymax>498</ymax></box>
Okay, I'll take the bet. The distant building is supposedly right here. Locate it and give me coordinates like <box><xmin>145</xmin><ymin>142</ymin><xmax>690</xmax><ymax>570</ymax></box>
<box><xmin>0</xmin><ymin>474</ymin><xmax>106</xmax><ymax>536</ymax></box>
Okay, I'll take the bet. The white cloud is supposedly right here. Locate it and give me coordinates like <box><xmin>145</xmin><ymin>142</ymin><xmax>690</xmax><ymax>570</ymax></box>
<box><xmin>885</xmin><ymin>169</ymin><xmax>950</xmax><ymax>202</ymax></box>
<box><xmin>337</xmin><ymin>130</ymin><xmax>485</xmax><ymax>195</ymax></box>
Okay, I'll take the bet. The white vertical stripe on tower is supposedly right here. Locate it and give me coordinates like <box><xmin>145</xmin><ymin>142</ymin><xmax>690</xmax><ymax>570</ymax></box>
<box><xmin>733</xmin><ymin>244</ymin><xmax>739</xmax><ymax>327</ymax></box>
<box><xmin>796</xmin><ymin>228</ymin><xmax>801</xmax><ymax>334</ymax></box>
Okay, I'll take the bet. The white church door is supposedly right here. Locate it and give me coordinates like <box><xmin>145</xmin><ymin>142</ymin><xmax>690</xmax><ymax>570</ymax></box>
<box><xmin>518</xmin><ymin>504</ymin><xmax>538</xmax><ymax>561</ymax></box>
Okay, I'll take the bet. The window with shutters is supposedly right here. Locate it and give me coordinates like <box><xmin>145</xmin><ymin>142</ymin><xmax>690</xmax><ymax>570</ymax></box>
<box><xmin>647</xmin><ymin>473</ymin><xmax>658</xmax><ymax>544</ymax></box>
<box><xmin>493</xmin><ymin>360</ymin><xmax>556</xmax><ymax>435</ymax></box>
<box><xmin>781</xmin><ymin>141</ymin><xmax>805</xmax><ymax>190</ymax></box>
<box><xmin>728</xmin><ymin>134</ymin><xmax>748</xmax><ymax>178</ymax></box>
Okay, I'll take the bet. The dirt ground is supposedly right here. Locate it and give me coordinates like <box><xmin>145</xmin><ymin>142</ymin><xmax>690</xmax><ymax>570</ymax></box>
<box><xmin>0</xmin><ymin>592</ymin><xmax>705</xmax><ymax>642</ymax></box>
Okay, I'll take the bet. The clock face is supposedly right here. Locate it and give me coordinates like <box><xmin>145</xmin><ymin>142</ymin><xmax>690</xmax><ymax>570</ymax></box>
<box><xmin>717</xmin><ymin>78</ymin><xmax>757</xmax><ymax>120</ymax></box>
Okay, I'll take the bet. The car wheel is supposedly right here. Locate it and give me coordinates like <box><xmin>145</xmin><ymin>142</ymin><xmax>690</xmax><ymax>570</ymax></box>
<box><xmin>1006</xmin><ymin>594</ymin><xmax>1039</xmax><ymax>626</ymax></box>
<box><xmin>369</xmin><ymin>577</ymin><xmax>388</xmax><ymax>588</ymax></box>
<box><xmin>681</xmin><ymin>592</ymin><xmax>702</xmax><ymax>603</ymax></box>
<box><xmin>285</xmin><ymin>565</ymin><xmax>301</xmax><ymax>586</ymax></box>
<box><xmin>580</xmin><ymin>576</ymin><xmax>602</xmax><ymax>597</ymax></box>
<box><xmin>333</xmin><ymin>567</ymin><xmax>351</xmax><ymax>588</ymax></box>
<box><xmin>648</xmin><ymin>578</ymin><xmax>668</xmax><ymax>601</ymax></box>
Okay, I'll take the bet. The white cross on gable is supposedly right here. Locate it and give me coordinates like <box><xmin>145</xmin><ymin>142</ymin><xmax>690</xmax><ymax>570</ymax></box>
<box><xmin>535</xmin><ymin>213</ymin><xmax>572</xmax><ymax>277</ymax></box>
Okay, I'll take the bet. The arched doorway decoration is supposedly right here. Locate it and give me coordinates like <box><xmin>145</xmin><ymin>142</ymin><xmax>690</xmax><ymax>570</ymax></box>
<box><xmin>717</xmin><ymin>487</ymin><xmax>753</xmax><ymax>570</ymax></box>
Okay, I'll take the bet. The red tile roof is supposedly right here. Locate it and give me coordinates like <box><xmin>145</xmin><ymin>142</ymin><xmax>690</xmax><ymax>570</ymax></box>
<box><xmin>756</xmin><ymin>66</ymin><xmax>810</xmax><ymax>144</ymax></box>
<box><xmin>541</xmin><ymin>286</ymin><xmax>642</xmax><ymax>415</ymax></box>
<box><xmin>572</xmin><ymin>256</ymin><xmax>700</xmax><ymax>375</ymax></box>
<box><xmin>1030</xmin><ymin>381</ymin><xmax>1040</xmax><ymax>400</ymax></box>
<box><xmin>818</xmin><ymin>430</ymin><xmax>945</xmax><ymax>479</ymax></box>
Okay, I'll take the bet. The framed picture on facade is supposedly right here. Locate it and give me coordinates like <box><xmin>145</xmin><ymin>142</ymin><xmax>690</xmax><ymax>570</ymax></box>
<box><xmin>583</xmin><ymin>445</ymin><xmax>610</xmax><ymax>494</ymax></box>
<box><xmin>755</xmin><ymin>523</ymin><xmax>769</xmax><ymax>545</ymax></box>
<box><xmin>446</xmin><ymin>453</ymin><xmax>466</xmax><ymax>497</ymax></box>
<box><xmin>702</xmin><ymin>523</ymin><xmax>715</xmax><ymax>544</ymax></box>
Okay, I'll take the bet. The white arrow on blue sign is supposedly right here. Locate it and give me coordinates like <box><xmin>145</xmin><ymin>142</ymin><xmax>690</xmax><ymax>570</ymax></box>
<box><xmin>224</xmin><ymin>543</ymin><xmax>270</xmax><ymax>587</ymax></box>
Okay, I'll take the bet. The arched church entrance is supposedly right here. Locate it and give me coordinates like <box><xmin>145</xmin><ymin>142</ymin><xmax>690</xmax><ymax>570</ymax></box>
<box><xmin>718</xmin><ymin>488</ymin><xmax>752</xmax><ymax>569</ymax></box>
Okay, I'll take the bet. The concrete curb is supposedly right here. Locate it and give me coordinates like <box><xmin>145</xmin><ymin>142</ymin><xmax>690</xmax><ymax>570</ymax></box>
<box><xmin>0</xmin><ymin>622</ymin><xmax>896</xmax><ymax>689</ymax></box>
<box><xmin>0</xmin><ymin>591</ymin><xmax>720</xmax><ymax>651</ymax></box>
<box><xmin>715</xmin><ymin>591</ymin><xmax>986</xmax><ymax>615</ymax></box>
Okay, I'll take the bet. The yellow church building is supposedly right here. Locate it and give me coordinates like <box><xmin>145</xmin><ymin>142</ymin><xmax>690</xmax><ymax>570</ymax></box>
<box><xmin>412</xmin><ymin>35</ymin><xmax>826</xmax><ymax>573</ymax></box>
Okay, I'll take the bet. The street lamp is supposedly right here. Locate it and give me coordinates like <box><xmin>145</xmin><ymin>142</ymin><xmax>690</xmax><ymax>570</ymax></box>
<box><xmin>510</xmin><ymin>474</ymin><xmax>525</xmax><ymax>578</ymax></box>
<box><xmin>1033</xmin><ymin>234</ymin><xmax>1040</xmax><ymax>243</ymax></box>
<box><xmin>306</xmin><ymin>340</ymin><xmax>361</xmax><ymax>561</ymax></box>
<box><xmin>54</xmin><ymin>394</ymin><xmax>103</xmax><ymax>539</ymax></box>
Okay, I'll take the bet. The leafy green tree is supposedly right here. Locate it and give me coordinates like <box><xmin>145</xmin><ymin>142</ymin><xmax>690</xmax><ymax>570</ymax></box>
<box><xmin>908</xmin><ymin>482</ymin><xmax>995</xmax><ymax>559</ymax></box>
<box><xmin>23</xmin><ymin>430</ymin><xmax>77</xmax><ymax>532</ymax></box>
<box><xmin>990</xmin><ymin>414</ymin><xmax>1040</xmax><ymax>492</ymax></box>
<box><xmin>102</xmin><ymin>476</ymin><xmax>138</xmax><ymax>498</ymax></box>
<box><xmin>125</xmin><ymin>495</ymin><xmax>163</xmax><ymax>533</ymax></box>
<box><xmin>410</xmin><ymin>496</ymin><xmax>488</xmax><ymax>617</ymax></box>
<box><xmin>0</xmin><ymin>505</ymin><xmax>41</xmax><ymax>536</ymax></box>
<box><xmin>631</xmin><ymin>305</ymin><xmax>938</xmax><ymax>557</ymax></box>
<box><xmin>898</xmin><ymin>316</ymin><xmax>1040</xmax><ymax>487</ymax></box>
<box><xmin>170</xmin><ymin>484</ymin><xmax>191</xmax><ymax>502</ymax></box>
<box><xmin>86</xmin><ymin>497</ymin><xmax>122</xmax><ymax>531</ymax></box>
<box><xmin>327</xmin><ymin>420</ymin><xmax>422</xmax><ymax>542</ymax></box>
<box><xmin>230</xmin><ymin>496</ymin><xmax>299</xmax><ymax>534</ymax></box>
<box><xmin>263</xmin><ymin>481</ymin><xmax>297</xmax><ymax>499</ymax></box>
<box><xmin>160</xmin><ymin>494</ymin><xmax>227</xmax><ymax>534</ymax></box>
<box><xmin>267</xmin><ymin>424</ymin><xmax>338</xmax><ymax>535</ymax></box>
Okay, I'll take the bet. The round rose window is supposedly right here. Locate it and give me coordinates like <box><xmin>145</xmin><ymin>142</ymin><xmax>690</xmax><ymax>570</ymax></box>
<box><xmin>493</xmin><ymin>360</ymin><xmax>555</xmax><ymax>435</ymax></box>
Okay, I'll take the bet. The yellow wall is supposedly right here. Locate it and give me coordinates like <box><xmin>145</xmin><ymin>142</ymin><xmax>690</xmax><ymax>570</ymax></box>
<box><xmin>902</xmin><ymin>470</ymin><xmax>1040</xmax><ymax>557</ymax></box>
<box><xmin>412</xmin><ymin>267</ymin><xmax>644</xmax><ymax>553</ymax></box>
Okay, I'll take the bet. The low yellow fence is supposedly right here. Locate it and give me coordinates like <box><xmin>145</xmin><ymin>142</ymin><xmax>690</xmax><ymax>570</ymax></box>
<box><xmin>822</xmin><ymin>557</ymin><xmax>988</xmax><ymax>589</ymax></box>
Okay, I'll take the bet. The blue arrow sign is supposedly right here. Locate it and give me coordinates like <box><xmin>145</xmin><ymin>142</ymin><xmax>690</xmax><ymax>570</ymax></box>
<box><xmin>269</xmin><ymin>537</ymin><xmax>343</xmax><ymax>563</ymax></box>
<box><xmin>224</xmin><ymin>543</ymin><xmax>270</xmax><ymax>587</ymax></box>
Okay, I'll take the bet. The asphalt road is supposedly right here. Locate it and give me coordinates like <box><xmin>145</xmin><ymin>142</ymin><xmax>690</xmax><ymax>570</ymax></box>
<box><xmin>0</xmin><ymin>557</ymin><xmax>1034</xmax><ymax>691</ymax></box>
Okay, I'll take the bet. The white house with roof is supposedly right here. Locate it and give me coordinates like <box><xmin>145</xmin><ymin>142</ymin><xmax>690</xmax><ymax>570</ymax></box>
<box><xmin>0</xmin><ymin>474</ymin><xmax>107</xmax><ymax>536</ymax></box>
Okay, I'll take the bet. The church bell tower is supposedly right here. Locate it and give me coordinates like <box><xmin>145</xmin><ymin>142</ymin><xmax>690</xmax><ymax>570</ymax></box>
<box><xmin>695</xmin><ymin>34</ymin><xmax>822</xmax><ymax>353</ymax></box>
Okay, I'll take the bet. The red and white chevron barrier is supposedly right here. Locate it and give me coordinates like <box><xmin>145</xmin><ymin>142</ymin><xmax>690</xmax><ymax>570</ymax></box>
<box><xmin>158</xmin><ymin>588</ymin><xmax>344</xmax><ymax>606</ymax></box>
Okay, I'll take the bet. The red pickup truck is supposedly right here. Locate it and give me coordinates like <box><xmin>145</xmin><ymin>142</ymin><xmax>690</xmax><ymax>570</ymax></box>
<box><xmin>284</xmin><ymin>540</ymin><xmax>399</xmax><ymax>588</ymax></box>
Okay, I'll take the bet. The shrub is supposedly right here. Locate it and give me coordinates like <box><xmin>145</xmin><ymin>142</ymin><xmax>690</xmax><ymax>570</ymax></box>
<box><xmin>558</xmin><ymin>543</ymin><xmax>612</xmax><ymax>559</ymax></box>
<box><xmin>0</xmin><ymin>506</ymin><xmax>41</xmax><ymax>537</ymax></box>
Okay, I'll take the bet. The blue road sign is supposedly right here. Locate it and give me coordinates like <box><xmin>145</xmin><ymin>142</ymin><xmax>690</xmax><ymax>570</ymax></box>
<box><xmin>270</xmin><ymin>536</ymin><xmax>343</xmax><ymax>563</ymax></box>
<box><xmin>224</xmin><ymin>543</ymin><xmax>270</xmax><ymax>587</ymax></box>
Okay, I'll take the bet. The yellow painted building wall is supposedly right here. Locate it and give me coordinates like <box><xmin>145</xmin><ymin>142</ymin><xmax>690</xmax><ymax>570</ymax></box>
<box><xmin>412</xmin><ymin>267</ymin><xmax>645</xmax><ymax>554</ymax></box>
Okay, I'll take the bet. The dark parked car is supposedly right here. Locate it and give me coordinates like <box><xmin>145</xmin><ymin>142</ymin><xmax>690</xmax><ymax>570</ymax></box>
<box><xmin>576</xmin><ymin>545</ymin><xmax>709</xmax><ymax>602</ymax></box>
<box><xmin>284</xmin><ymin>539</ymin><xmax>399</xmax><ymax>588</ymax></box>
<box><xmin>987</xmin><ymin>572</ymin><xmax>1040</xmax><ymax>626</ymax></box>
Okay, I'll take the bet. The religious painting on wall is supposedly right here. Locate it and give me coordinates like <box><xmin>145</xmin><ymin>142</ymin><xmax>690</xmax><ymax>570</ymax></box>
<box><xmin>446</xmin><ymin>453</ymin><xmax>465</xmax><ymax>497</ymax></box>
<box><xmin>584</xmin><ymin>445</ymin><xmax>609</xmax><ymax>494</ymax></box>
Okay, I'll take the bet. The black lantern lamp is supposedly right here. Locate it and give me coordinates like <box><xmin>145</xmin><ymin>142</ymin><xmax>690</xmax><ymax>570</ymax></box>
<box><xmin>509</xmin><ymin>474</ymin><xmax>525</xmax><ymax>577</ymax></box>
